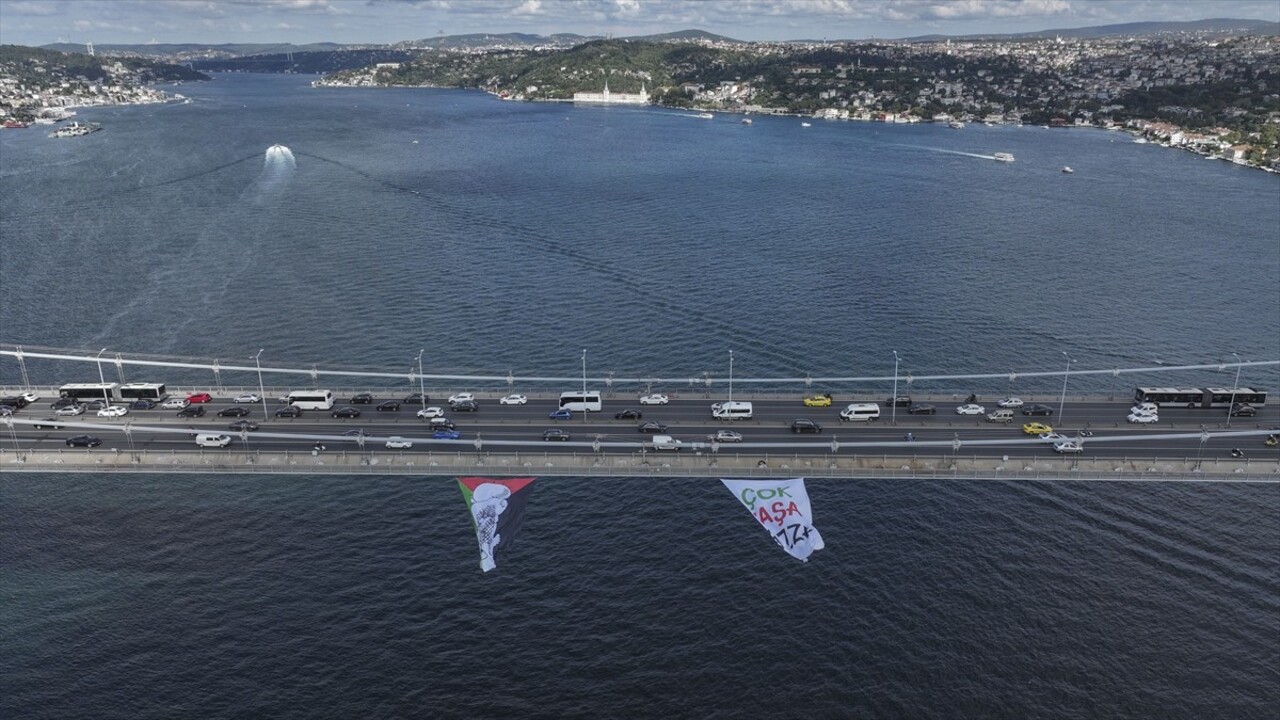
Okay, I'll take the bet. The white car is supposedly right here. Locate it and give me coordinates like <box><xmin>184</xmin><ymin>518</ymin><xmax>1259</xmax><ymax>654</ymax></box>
<box><xmin>640</xmin><ymin>394</ymin><xmax>669</xmax><ymax>405</ymax></box>
<box><xmin>20</xmin><ymin>392</ymin><xmax>39</xmax><ymax>404</ymax></box>
<box><xmin>499</xmin><ymin>394</ymin><xmax>528</xmax><ymax>405</ymax></box>
<box><xmin>416</xmin><ymin>406</ymin><xmax>445</xmax><ymax>419</ymax></box>
<box><xmin>1131</xmin><ymin>402</ymin><xmax>1159</xmax><ymax>415</ymax></box>
<box><xmin>712</xmin><ymin>429</ymin><xmax>743</xmax><ymax>443</ymax></box>
<box><xmin>233</xmin><ymin>393</ymin><xmax>262</xmax><ymax>404</ymax></box>
<box><xmin>1054</xmin><ymin>440</ymin><xmax>1084</xmax><ymax>454</ymax></box>
<box><xmin>385</xmin><ymin>436</ymin><xmax>413</xmax><ymax>449</ymax></box>
<box><xmin>1127</xmin><ymin>413</ymin><xmax>1159</xmax><ymax>424</ymax></box>
<box><xmin>161</xmin><ymin>398</ymin><xmax>189</xmax><ymax>409</ymax></box>
<box><xmin>956</xmin><ymin>404</ymin><xmax>986</xmax><ymax>415</ymax></box>
<box><xmin>997</xmin><ymin>397</ymin><xmax>1024</xmax><ymax>408</ymax></box>
<box><xmin>448</xmin><ymin>393</ymin><xmax>474</xmax><ymax>405</ymax></box>
<box><xmin>1039</xmin><ymin>432</ymin><xmax>1068</xmax><ymax>443</ymax></box>
<box><xmin>97</xmin><ymin>405</ymin><xmax>129</xmax><ymax>418</ymax></box>
<box><xmin>55</xmin><ymin>404</ymin><xmax>85</xmax><ymax>416</ymax></box>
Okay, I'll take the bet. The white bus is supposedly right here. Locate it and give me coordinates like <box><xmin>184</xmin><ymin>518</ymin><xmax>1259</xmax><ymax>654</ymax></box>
<box><xmin>59</xmin><ymin>382</ymin><xmax>119</xmax><ymax>400</ymax></box>
<box><xmin>119</xmin><ymin>382</ymin><xmax>168</xmax><ymax>401</ymax></box>
<box><xmin>287</xmin><ymin>389</ymin><xmax>335</xmax><ymax>410</ymax></box>
<box><xmin>559</xmin><ymin>391</ymin><xmax>602</xmax><ymax>412</ymax></box>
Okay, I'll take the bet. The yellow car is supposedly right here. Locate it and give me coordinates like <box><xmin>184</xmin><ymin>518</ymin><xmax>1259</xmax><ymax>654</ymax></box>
<box><xmin>1022</xmin><ymin>422</ymin><xmax>1053</xmax><ymax>435</ymax></box>
<box><xmin>803</xmin><ymin>394</ymin><xmax>833</xmax><ymax>407</ymax></box>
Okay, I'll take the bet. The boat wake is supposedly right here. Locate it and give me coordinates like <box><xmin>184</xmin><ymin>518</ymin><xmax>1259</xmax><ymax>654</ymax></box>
<box><xmin>257</xmin><ymin>144</ymin><xmax>297</xmax><ymax>190</ymax></box>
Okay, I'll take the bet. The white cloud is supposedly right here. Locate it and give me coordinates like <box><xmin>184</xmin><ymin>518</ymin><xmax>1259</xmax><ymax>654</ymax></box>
<box><xmin>3</xmin><ymin>1</ymin><xmax>61</xmax><ymax>16</ymax></box>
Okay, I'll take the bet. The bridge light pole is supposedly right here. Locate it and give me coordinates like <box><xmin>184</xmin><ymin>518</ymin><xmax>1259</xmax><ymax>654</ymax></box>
<box><xmin>728</xmin><ymin>350</ymin><xmax>734</xmax><ymax>403</ymax></box>
<box><xmin>581</xmin><ymin>349</ymin><xmax>587</xmax><ymax>423</ymax></box>
<box><xmin>95</xmin><ymin>348</ymin><xmax>110</xmax><ymax>409</ymax></box>
<box><xmin>416</xmin><ymin>349</ymin><xmax>426</xmax><ymax>414</ymax></box>
<box><xmin>1226</xmin><ymin>353</ymin><xmax>1241</xmax><ymax>428</ymax></box>
<box><xmin>891</xmin><ymin>350</ymin><xmax>900</xmax><ymax>426</ymax></box>
<box><xmin>253</xmin><ymin>349</ymin><xmax>268</xmax><ymax>421</ymax></box>
<box><xmin>1058</xmin><ymin>352</ymin><xmax>1072</xmax><ymax>424</ymax></box>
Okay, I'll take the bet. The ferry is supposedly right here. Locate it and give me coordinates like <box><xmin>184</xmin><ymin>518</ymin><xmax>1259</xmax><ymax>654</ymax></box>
<box><xmin>49</xmin><ymin>122</ymin><xmax>102</xmax><ymax>138</ymax></box>
<box><xmin>993</xmin><ymin>152</ymin><xmax>1015</xmax><ymax>163</ymax></box>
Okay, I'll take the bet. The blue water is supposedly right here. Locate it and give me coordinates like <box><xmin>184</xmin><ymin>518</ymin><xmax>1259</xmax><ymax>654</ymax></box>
<box><xmin>2</xmin><ymin>74</ymin><xmax>1278</xmax><ymax>718</ymax></box>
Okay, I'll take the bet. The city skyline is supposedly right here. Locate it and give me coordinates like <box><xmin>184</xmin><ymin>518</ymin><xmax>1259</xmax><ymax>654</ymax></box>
<box><xmin>1</xmin><ymin>0</ymin><xmax>1277</xmax><ymax>48</ymax></box>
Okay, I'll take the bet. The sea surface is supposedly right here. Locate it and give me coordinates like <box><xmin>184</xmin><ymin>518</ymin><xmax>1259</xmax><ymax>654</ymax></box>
<box><xmin>2</xmin><ymin>74</ymin><xmax>1278</xmax><ymax>718</ymax></box>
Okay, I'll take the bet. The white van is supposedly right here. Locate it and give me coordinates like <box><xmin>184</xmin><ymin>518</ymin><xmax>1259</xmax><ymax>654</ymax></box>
<box><xmin>838</xmin><ymin>403</ymin><xmax>881</xmax><ymax>422</ymax></box>
<box><xmin>986</xmin><ymin>409</ymin><xmax>1015</xmax><ymax>423</ymax></box>
<box><xmin>195</xmin><ymin>433</ymin><xmax>232</xmax><ymax>448</ymax></box>
<box><xmin>651</xmin><ymin>435</ymin><xmax>684</xmax><ymax>451</ymax></box>
<box><xmin>711</xmin><ymin>401</ymin><xmax>753</xmax><ymax>420</ymax></box>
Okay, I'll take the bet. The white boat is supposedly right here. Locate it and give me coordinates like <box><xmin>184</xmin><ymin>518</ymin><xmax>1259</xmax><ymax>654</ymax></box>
<box><xmin>801</xmin><ymin>122</ymin><xmax>811</xmax><ymax>127</ymax></box>
<box><xmin>697</xmin><ymin>112</ymin><xmax>713</xmax><ymax>119</ymax></box>
<box><xmin>948</xmin><ymin>121</ymin><xmax>965</xmax><ymax>129</ymax></box>
<box><xmin>49</xmin><ymin>122</ymin><xmax>101</xmax><ymax>138</ymax></box>
<box><xmin>1061</xmin><ymin>166</ymin><xmax>1074</xmax><ymax>173</ymax></box>
<box><xmin>1133</xmin><ymin>137</ymin><xmax>1148</xmax><ymax>144</ymax></box>
<box><xmin>741</xmin><ymin>118</ymin><xmax>752</xmax><ymax>125</ymax></box>
<box><xmin>993</xmin><ymin>152</ymin><xmax>1015</xmax><ymax>163</ymax></box>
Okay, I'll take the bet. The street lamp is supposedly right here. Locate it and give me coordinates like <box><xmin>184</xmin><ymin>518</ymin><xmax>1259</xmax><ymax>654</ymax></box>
<box><xmin>416</xmin><ymin>349</ymin><xmax>426</xmax><ymax>413</ymax></box>
<box><xmin>1226</xmin><ymin>352</ymin><xmax>1241</xmax><ymax>428</ymax></box>
<box><xmin>728</xmin><ymin>350</ymin><xmax>734</xmax><ymax>403</ymax></box>
<box><xmin>95</xmin><ymin>348</ymin><xmax>110</xmax><ymax>409</ymax></box>
<box><xmin>1058</xmin><ymin>352</ymin><xmax>1072</xmax><ymax>424</ymax></box>
<box><xmin>253</xmin><ymin>349</ymin><xmax>268</xmax><ymax>420</ymax></box>
<box><xmin>891</xmin><ymin>350</ymin><xmax>900</xmax><ymax>426</ymax></box>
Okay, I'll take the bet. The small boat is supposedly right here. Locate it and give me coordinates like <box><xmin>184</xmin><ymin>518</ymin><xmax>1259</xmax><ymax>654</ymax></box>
<box><xmin>993</xmin><ymin>152</ymin><xmax>1015</xmax><ymax>163</ymax></box>
<box><xmin>801</xmin><ymin>122</ymin><xmax>811</xmax><ymax>127</ymax></box>
<box><xmin>741</xmin><ymin>118</ymin><xmax>752</xmax><ymax>125</ymax></box>
<box><xmin>1133</xmin><ymin>137</ymin><xmax>1148</xmax><ymax>144</ymax></box>
<box><xmin>2</xmin><ymin>120</ymin><xmax>29</xmax><ymax>129</ymax></box>
<box><xmin>1061</xmin><ymin>166</ymin><xmax>1073</xmax><ymax>173</ymax></box>
<box><xmin>948</xmin><ymin>120</ymin><xmax>964</xmax><ymax>129</ymax></box>
<box><xmin>696</xmin><ymin>112</ymin><xmax>713</xmax><ymax>119</ymax></box>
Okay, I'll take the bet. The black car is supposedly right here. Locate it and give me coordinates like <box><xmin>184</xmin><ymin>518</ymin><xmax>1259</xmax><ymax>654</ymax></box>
<box><xmin>430</xmin><ymin>419</ymin><xmax>457</xmax><ymax>431</ymax></box>
<box><xmin>228</xmin><ymin>419</ymin><xmax>260</xmax><ymax>432</ymax></box>
<box><xmin>275</xmin><ymin>405</ymin><xmax>303</xmax><ymax>418</ymax></box>
<box><xmin>177</xmin><ymin>405</ymin><xmax>206</xmax><ymax>418</ymax></box>
<box><xmin>791</xmin><ymin>419</ymin><xmax>823</xmax><ymax>433</ymax></box>
<box><xmin>1</xmin><ymin>396</ymin><xmax>30</xmax><ymax>409</ymax></box>
<box><xmin>885</xmin><ymin>396</ymin><xmax>913</xmax><ymax>407</ymax></box>
<box><xmin>51</xmin><ymin>397</ymin><xmax>80</xmax><ymax>409</ymax></box>
<box><xmin>342</xmin><ymin>429</ymin><xmax>366</xmax><ymax>438</ymax></box>
<box><xmin>907</xmin><ymin>403</ymin><xmax>936</xmax><ymax>415</ymax></box>
<box><xmin>451</xmin><ymin>400</ymin><xmax>479</xmax><ymax>412</ymax></box>
<box><xmin>1022</xmin><ymin>404</ymin><xmax>1054</xmax><ymax>416</ymax></box>
<box><xmin>66</xmin><ymin>435</ymin><xmax>102</xmax><ymax>448</ymax></box>
<box><xmin>542</xmin><ymin>428</ymin><xmax>572</xmax><ymax>441</ymax></box>
<box><xmin>349</xmin><ymin>393</ymin><xmax>374</xmax><ymax>404</ymax></box>
<box><xmin>403</xmin><ymin>393</ymin><xmax>428</xmax><ymax>404</ymax></box>
<box><xmin>218</xmin><ymin>406</ymin><xmax>251</xmax><ymax>417</ymax></box>
<box><xmin>377</xmin><ymin>400</ymin><xmax>401</xmax><ymax>411</ymax></box>
<box><xmin>33</xmin><ymin>418</ymin><xmax>64</xmax><ymax>430</ymax></box>
<box><xmin>638</xmin><ymin>421</ymin><xmax>668</xmax><ymax>434</ymax></box>
<box><xmin>129</xmin><ymin>399</ymin><xmax>157</xmax><ymax>410</ymax></box>
<box><xmin>1230</xmin><ymin>403</ymin><xmax>1258</xmax><ymax>417</ymax></box>
<box><xmin>614</xmin><ymin>409</ymin><xmax>643</xmax><ymax>420</ymax></box>
<box><xmin>85</xmin><ymin>398</ymin><xmax>110</xmax><ymax>410</ymax></box>
<box><xmin>331</xmin><ymin>407</ymin><xmax>362</xmax><ymax>419</ymax></box>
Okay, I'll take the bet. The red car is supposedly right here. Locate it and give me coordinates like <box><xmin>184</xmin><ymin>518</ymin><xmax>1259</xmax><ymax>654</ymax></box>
<box><xmin>187</xmin><ymin>392</ymin><xmax>214</xmax><ymax>403</ymax></box>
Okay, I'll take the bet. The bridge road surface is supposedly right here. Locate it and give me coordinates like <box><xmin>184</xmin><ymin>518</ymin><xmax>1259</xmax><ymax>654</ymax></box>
<box><xmin>5</xmin><ymin>395</ymin><xmax>1277</xmax><ymax>462</ymax></box>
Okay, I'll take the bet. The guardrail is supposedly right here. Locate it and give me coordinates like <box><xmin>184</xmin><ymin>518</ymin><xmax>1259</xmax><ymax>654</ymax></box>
<box><xmin>5</xmin><ymin>448</ymin><xmax>1277</xmax><ymax>481</ymax></box>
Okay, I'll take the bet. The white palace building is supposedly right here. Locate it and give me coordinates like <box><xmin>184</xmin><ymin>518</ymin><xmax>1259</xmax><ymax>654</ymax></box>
<box><xmin>572</xmin><ymin>81</ymin><xmax>649</xmax><ymax>105</ymax></box>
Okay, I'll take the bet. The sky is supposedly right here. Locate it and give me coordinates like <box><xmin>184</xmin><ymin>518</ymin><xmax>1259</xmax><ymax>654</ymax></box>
<box><xmin>0</xmin><ymin>0</ymin><xmax>1277</xmax><ymax>47</ymax></box>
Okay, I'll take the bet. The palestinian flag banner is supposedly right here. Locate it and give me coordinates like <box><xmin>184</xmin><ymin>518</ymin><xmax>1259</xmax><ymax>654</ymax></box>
<box><xmin>458</xmin><ymin>477</ymin><xmax>537</xmax><ymax>572</ymax></box>
<box><xmin>721</xmin><ymin>478</ymin><xmax>825</xmax><ymax>562</ymax></box>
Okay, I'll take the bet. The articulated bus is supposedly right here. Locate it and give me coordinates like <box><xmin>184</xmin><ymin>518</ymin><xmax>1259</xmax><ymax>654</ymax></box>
<box><xmin>559</xmin><ymin>391</ymin><xmax>602</xmax><ymax>412</ymax></box>
<box><xmin>58</xmin><ymin>382</ymin><xmax>119</xmax><ymax>400</ymax></box>
<box><xmin>1133</xmin><ymin>387</ymin><xmax>1267</xmax><ymax>409</ymax></box>
<box><xmin>287</xmin><ymin>389</ymin><xmax>335</xmax><ymax>410</ymax></box>
<box><xmin>118</xmin><ymin>383</ymin><xmax>168</xmax><ymax>401</ymax></box>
